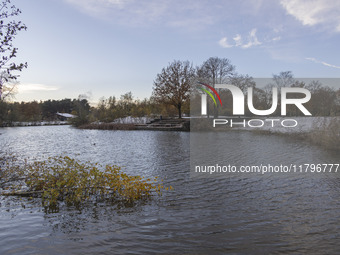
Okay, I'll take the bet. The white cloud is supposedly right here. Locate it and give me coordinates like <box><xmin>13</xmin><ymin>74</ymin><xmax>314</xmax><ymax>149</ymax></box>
<box><xmin>233</xmin><ymin>34</ymin><xmax>242</xmax><ymax>46</ymax></box>
<box><xmin>218</xmin><ymin>37</ymin><xmax>233</xmax><ymax>48</ymax></box>
<box><xmin>18</xmin><ymin>84</ymin><xmax>59</xmax><ymax>93</ymax></box>
<box><xmin>306</xmin><ymin>57</ymin><xmax>340</xmax><ymax>69</ymax></box>
<box><xmin>280</xmin><ymin>0</ymin><xmax>340</xmax><ymax>32</ymax></box>
<box><xmin>220</xmin><ymin>28</ymin><xmax>262</xmax><ymax>49</ymax></box>
<box><xmin>241</xmin><ymin>28</ymin><xmax>261</xmax><ymax>48</ymax></box>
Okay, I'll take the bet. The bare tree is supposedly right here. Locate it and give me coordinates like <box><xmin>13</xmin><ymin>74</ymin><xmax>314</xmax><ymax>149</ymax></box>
<box><xmin>272</xmin><ymin>71</ymin><xmax>294</xmax><ymax>88</ymax></box>
<box><xmin>230</xmin><ymin>74</ymin><xmax>255</xmax><ymax>93</ymax></box>
<box><xmin>198</xmin><ymin>57</ymin><xmax>235</xmax><ymax>84</ymax></box>
<box><xmin>197</xmin><ymin>57</ymin><xmax>235</xmax><ymax>117</ymax></box>
<box><xmin>261</xmin><ymin>71</ymin><xmax>295</xmax><ymax>115</ymax></box>
<box><xmin>0</xmin><ymin>0</ymin><xmax>27</xmax><ymax>100</ymax></box>
<box><xmin>152</xmin><ymin>60</ymin><xmax>195</xmax><ymax>118</ymax></box>
<box><xmin>306</xmin><ymin>81</ymin><xmax>337</xmax><ymax>116</ymax></box>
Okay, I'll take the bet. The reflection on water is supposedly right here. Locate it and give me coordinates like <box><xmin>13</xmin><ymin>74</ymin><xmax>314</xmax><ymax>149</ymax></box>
<box><xmin>0</xmin><ymin>126</ymin><xmax>340</xmax><ymax>254</ymax></box>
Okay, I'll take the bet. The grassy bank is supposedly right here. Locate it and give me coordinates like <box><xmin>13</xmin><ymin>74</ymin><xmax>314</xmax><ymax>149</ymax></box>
<box><xmin>309</xmin><ymin>118</ymin><xmax>340</xmax><ymax>150</ymax></box>
<box><xmin>251</xmin><ymin>117</ymin><xmax>340</xmax><ymax>151</ymax></box>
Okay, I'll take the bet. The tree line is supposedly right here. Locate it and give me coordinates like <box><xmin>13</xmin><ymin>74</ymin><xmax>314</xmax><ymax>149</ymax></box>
<box><xmin>0</xmin><ymin>98</ymin><xmax>90</xmax><ymax>125</ymax></box>
<box><xmin>1</xmin><ymin>58</ymin><xmax>340</xmax><ymax>126</ymax></box>
<box><xmin>153</xmin><ymin>58</ymin><xmax>340</xmax><ymax>118</ymax></box>
<box><xmin>0</xmin><ymin>92</ymin><xmax>186</xmax><ymax>126</ymax></box>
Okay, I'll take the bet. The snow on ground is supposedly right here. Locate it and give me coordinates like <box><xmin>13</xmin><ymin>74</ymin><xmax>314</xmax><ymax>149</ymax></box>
<box><xmin>113</xmin><ymin>116</ymin><xmax>152</xmax><ymax>124</ymax></box>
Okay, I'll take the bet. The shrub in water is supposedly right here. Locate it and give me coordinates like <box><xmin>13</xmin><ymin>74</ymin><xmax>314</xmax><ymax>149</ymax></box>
<box><xmin>2</xmin><ymin>156</ymin><xmax>172</xmax><ymax>211</ymax></box>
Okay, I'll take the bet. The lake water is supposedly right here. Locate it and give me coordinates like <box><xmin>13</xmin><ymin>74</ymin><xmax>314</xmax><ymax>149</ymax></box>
<box><xmin>0</xmin><ymin>125</ymin><xmax>340</xmax><ymax>254</ymax></box>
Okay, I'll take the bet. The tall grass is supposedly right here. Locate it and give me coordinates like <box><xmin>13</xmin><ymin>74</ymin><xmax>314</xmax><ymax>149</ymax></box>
<box><xmin>309</xmin><ymin>118</ymin><xmax>340</xmax><ymax>150</ymax></box>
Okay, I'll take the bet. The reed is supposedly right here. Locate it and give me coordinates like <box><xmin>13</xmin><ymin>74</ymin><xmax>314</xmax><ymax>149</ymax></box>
<box><xmin>308</xmin><ymin>117</ymin><xmax>340</xmax><ymax>150</ymax></box>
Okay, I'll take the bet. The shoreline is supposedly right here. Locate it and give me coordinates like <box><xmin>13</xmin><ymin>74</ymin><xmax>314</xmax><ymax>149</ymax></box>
<box><xmin>0</xmin><ymin>121</ymin><xmax>70</xmax><ymax>127</ymax></box>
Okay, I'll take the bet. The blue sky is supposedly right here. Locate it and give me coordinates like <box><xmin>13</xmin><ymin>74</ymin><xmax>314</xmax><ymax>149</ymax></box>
<box><xmin>12</xmin><ymin>0</ymin><xmax>340</xmax><ymax>102</ymax></box>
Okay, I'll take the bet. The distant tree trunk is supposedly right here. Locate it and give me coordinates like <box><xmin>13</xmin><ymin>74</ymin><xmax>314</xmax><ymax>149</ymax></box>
<box><xmin>178</xmin><ymin>104</ymin><xmax>182</xmax><ymax>118</ymax></box>
<box><xmin>212</xmin><ymin>73</ymin><xmax>218</xmax><ymax>118</ymax></box>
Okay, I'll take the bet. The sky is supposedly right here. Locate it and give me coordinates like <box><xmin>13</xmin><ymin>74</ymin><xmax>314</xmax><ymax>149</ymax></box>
<box><xmin>10</xmin><ymin>0</ymin><xmax>340</xmax><ymax>103</ymax></box>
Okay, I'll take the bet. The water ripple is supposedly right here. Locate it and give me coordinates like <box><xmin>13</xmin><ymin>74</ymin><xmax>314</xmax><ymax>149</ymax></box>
<box><xmin>0</xmin><ymin>126</ymin><xmax>340</xmax><ymax>254</ymax></box>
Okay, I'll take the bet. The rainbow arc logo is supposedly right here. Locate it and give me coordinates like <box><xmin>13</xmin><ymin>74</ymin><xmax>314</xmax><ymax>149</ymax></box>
<box><xmin>197</xmin><ymin>82</ymin><xmax>222</xmax><ymax>107</ymax></box>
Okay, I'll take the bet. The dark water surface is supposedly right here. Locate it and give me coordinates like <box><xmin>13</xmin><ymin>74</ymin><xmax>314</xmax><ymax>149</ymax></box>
<box><xmin>0</xmin><ymin>126</ymin><xmax>339</xmax><ymax>254</ymax></box>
